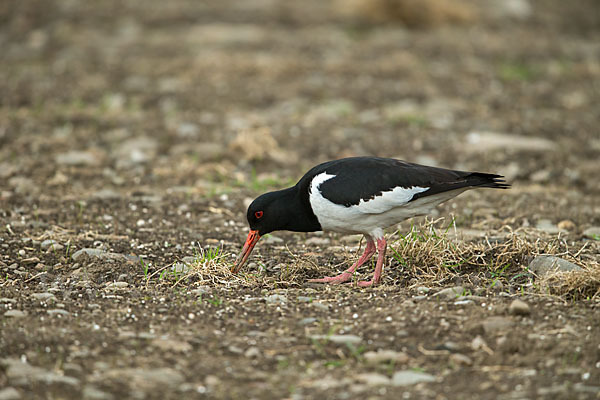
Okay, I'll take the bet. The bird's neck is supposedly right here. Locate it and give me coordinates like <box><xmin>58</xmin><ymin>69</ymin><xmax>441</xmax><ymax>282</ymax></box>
<box><xmin>278</xmin><ymin>186</ymin><xmax>322</xmax><ymax>233</ymax></box>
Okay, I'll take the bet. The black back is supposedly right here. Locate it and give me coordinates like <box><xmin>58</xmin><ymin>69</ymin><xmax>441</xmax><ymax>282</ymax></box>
<box><xmin>297</xmin><ymin>157</ymin><xmax>509</xmax><ymax>207</ymax></box>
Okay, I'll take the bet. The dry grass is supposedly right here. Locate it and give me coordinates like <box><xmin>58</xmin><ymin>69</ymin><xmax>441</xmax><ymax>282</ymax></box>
<box><xmin>383</xmin><ymin>219</ymin><xmax>600</xmax><ymax>299</ymax></box>
<box><xmin>167</xmin><ymin>221</ymin><xmax>599</xmax><ymax>300</ymax></box>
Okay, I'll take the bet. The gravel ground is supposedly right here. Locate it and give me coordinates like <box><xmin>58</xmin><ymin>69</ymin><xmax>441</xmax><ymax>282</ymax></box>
<box><xmin>1</xmin><ymin>1</ymin><xmax>599</xmax><ymax>399</ymax></box>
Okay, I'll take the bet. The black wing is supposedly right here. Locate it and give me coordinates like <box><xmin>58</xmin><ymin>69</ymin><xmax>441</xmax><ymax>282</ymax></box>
<box><xmin>299</xmin><ymin>157</ymin><xmax>509</xmax><ymax>207</ymax></box>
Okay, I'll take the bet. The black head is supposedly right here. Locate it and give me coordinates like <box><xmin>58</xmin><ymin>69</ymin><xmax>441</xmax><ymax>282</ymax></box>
<box><xmin>245</xmin><ymin>190</ymin><xmax>289</xmax><ymax>236</ymax></box>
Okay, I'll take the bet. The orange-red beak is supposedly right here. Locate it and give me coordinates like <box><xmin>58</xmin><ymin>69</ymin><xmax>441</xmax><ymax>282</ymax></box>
<box><xmin>232</xmin><ymin>230</ymin><xmax>261</xmax><ymax>273</ymax></box>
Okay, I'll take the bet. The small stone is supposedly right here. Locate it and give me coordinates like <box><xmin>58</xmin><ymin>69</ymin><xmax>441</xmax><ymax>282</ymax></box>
<box><xmin>433</xmin><ymin>286</ymin><xmax>464</xmax><ymax>300</ymax></box>
<box><xmin>311</xmin><ymin>301</ymin><xmax>329</xmax><ymax>311</ymax></box>
<box><xmin>582</xmin><ymin>227</ymin><xmax>600</xmax><ymax>240</ymax></box>
<box><xmin>356</xmin><ymin>373</ymin><xmax>391</xmax><ymax>386</ymax></box>
<box><xmin>298</xmin><ymin>317</ymin><xmax>317</xmax><ymax>325</ymax></box>
<box><xmin>107</xmin><ymin>281</ymin><xmax>129</xmax><ymax>289</ymax></box>
<box><xmin>528</xmin><ymin>256</ymin><xmax>583</xmax><ymax>276</ymax></box>
<box><xmin>557</xmin><ymin>220</ymin><xmax>576</xmax><ymax>231</ymax></box>
<box><xmin>262</xmin><ymin>235</ymin><xmax>284</xmax><ymax>244</ymax></box>
<box><xmin>171</xmin><ymin>263</ymin><xmax>190</xmax><ymax>274</ymax></box>
<box><xmin>104</xmin><ymin>367</ymin><xmax>184</xmax><ymax>391</ymax></box>
<box><xmin>450</xmin><ymin>353</ymin><xmax>472</xmax><ymax>366</ymax></box>
<box><xmin>305</xmin><ymin>237</ymin><xmax>331</xmax><ymax>246</ymax></box>
<box><xmin>244</xmin><ymin>347</ymin><xmax>260</xmax><ymax>358</ymax></box>
<box><xmin>465</xmin><ymin>131</ymin><xmax>555</xmax><ymax>153</ymax></box>
<box><xmin>40</xmin><ymin>240</ymin><xmax>60</xmax><ymax>251</ymax></box>
<box><xmin>0</xmin><ymin>388</ymin><xmax>21</xmax><ymax>400</ymax></box>
<box><xmin>416</xmin><ymin>286</ymin><xmax>430</xmax><ymax>294</ymax></box>
<box><xmin>265</xmin><ymin>294</ymin><xmax>287</xmax><ymax>304</ymax></box>
<box><xmin>92</xmin><ymin>189</ymin><xmax>121</xmax><ymax>200</ymax></box>
<box><xmin>535</xmin><ymin>219</ymin><xmax>565</xmax><ymax>235</ymax></box>
<box><xmin>56</xmin><ymin>151</ymin><xmax>100</xmax><ymax>166</ymax></box>
<box><xmin>4</xmin><ymin>310</ymin><xmax>26</xmax><ymax>318</ymax></box>
<box><xmin>72</xmin><ymin>248</ymin><xmax>139</xmax><ymax>263</ymax></box>
<box><xmin>482</xmin><ymin>316</ymin><xmax>514</xmax><ymax>334</ymax></box>
<box><xmin>363</xmin><ymin>349</ymin><xmax>409</xmax><ymax>365</ymax></box>
<box><xmin>82</xmin><ymin>385</ymin><xmax>114</xmax><ymax>400</ymax></box>
<box><xmin>31</xmin><ymin>293</ymin><xmax>56</xmax><ymax>302</ymax></box>
<box><xmin>310</xmin><ymin>334</ymin><xmax>362</xmax><ymax>344</ymax></box>
<box><xmin>151</xmin><ymin>338</ymin><xmax>192</xmax><ymax>353</ymax></box>
<box><xmin>391</xmin><ymin>371</ymin><xmax>436</xmax><ymax>386</ymax></box>
<box><xmin>47</xmin><ymin>309</ymin><xmax>71</xmax><ymax>317</ymax></box>
<box><xmin>509</xmin><ymin>299</ymin><xmax>531</xmax><ymax>316</ymax></box>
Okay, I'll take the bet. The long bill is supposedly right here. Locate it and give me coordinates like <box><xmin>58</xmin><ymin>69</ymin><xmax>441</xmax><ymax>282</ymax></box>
<box><xmin>231</xmin><ymin>230</ymin><xmax>261</xmax><ymax>273</ymax></box>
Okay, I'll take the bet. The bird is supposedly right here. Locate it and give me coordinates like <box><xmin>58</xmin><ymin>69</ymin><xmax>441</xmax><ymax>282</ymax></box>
<box><xmin>232</xmin><ymin>156</ymin><xmax>509</xmax><ymax>287</ymax></box>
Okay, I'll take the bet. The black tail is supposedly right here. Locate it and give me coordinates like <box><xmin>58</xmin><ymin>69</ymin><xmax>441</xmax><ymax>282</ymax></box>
<box><xmin>466</xmin><ymin>172</ymin><xmax>511</xmax><ymax>189</ymax></box>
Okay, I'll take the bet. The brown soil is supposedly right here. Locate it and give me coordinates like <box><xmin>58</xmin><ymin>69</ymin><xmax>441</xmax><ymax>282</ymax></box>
<box><xmin>1</xmin><ymin>1</ymin><xmax>599</xmax><ymax>399</ymax></box>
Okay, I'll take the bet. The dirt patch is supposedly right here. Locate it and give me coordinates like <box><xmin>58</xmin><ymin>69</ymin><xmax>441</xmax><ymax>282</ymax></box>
<box><xmin>1</xmin><ymin>1</ymin><xmax>599</xmax><ymax>399</ymax></box>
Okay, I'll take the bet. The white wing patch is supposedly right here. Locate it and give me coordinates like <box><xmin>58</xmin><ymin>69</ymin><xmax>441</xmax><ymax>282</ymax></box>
<box><xmin>308</xmin><ymin>172</ymin><xmax>433</xmax><ymax>237</ymax></box>
<box><xmin>355</xmin><ymin>185</ymin><xmax>429</xmax><ymax>214</ymax></box>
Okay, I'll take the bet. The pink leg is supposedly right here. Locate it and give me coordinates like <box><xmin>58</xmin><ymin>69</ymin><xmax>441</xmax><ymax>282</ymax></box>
<box><xmin>308</xmin><ymin>238</ymin><xmax>376</xmax><ymax>284</ymax></box>
<box><xmin>356</xmin><ymin>238</ymin><xmax>386</xmax><ymax>287</ymax></box>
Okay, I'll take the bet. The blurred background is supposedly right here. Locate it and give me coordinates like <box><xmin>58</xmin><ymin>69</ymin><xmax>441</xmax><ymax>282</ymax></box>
<box><xmin>1</xmin><ymin>0</ymin><xmax>598</xmax><ymax>213</ymax></box>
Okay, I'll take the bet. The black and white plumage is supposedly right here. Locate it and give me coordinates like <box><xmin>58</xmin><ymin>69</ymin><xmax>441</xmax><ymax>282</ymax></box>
<box><xmin>233</xmin><ymin>157</ymin><xmax>509</xmax><ymax>286</ymax></box>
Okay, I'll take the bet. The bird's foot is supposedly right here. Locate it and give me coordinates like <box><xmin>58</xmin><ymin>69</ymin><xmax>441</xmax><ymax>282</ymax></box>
<box><xmin>308</xmin><ymin>272</ymin><xmax>353</xmax><ymax>284</ymax></box>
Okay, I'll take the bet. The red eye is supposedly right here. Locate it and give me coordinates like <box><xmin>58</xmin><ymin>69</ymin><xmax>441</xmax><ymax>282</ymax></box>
<box><xmin>255</xmin><ymin>211</ymin><xmax>263</xmax><ymax>219</ymax></box>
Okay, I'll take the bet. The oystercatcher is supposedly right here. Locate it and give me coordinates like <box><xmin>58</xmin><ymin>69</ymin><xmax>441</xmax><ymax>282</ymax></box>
<box><xmin>232</xmin><ymin>157</ymin><xmax>509</xmax><ymax>286</ymax></box>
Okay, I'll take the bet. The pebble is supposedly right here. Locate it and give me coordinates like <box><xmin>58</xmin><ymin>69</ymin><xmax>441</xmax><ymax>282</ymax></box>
<box><xmin>310</xmin><ymin>334</ymin><xmax>362</xmax><ymax>344</ymax></box>
<box><xmin>450</xmin><ymin>353</ymin><xmax>473</xmax><ymax>366</ymax></box>
<box><xmin>391</xmin><ymin>370</ymin><xmax>436</xmax><ymax>386</ymax></box>
<box><xmin>55</xmin><ymin>151</ymin><xmax>100</xmax><ymax>166</ymax></box>
<box><xmin>433</xmin><ymin>286</ymin><xmax>464</xmax><ymax>300</ymax></box>
<box><xmin>40</xmin><ymin>240</ymin><xmax>60</xmax><ymax>251</ymax></box>
<box><xmin>3</xmin><ymin>358</ymin><xmax>80</xmax><ymax>386</ymax></box>
<box><xmin>265</xmin><ymin>294</ymin><xmax>287</xmax><ymax>304</ymax></box>
<box><xmin>82</xmin><ymin>385</ymin><xmax>114</xmax><ymax>400</ymax></box>
<box><xmin>244</xmin><ymin>347</ymin><xmax>261</xmax><ymax>358</ymax></box>
<box><xmin>106</xmin><ymin>282</ymin><xmax>129</xmax><ymax>289</ymax></box>
<box><xmin>4</xmin><ymin>310</ymin><xmax>27</xmax><ymax>318</ymax></box>
<box><xmin>47</xmin><ymin>309</ymin><xmax>71</xmax><ymax>317</ymax></box>
<box><xmin>509</xmin><ymin>299</ymin><xmax>531</xmax><ymax>316</ymax></box>
<box><xmin>355</xmin><ymin>373</ymin><xmax>390</xmax><ymax>386</ymax></box>
<box><xmin>262</xmin><ymin>235</ymin><xmax>284</xmax><ymax>244</ymax></box>
<box><xmin>72</xmin><ymin>248</ymin><xmax>139</xmax><ymax>263</ymax></box>
<box><xmin>582</xmin><ymin>227</ymin><xmax>600</xmax><ymax>240</ymax></box>
<box><xmin>92</xmin><ymin>189</ymin><xmax>121</xmax><ymax>200</ymax></box>
<box><xmin>31</xmin><ymin>293</ymin><xmax>56</xmax><ymax>302</ymax></box>
<box><xmin>171</xmin><ymin>263</ymin><xmax>191</xmax><ymax>274</ymax></box>
<box><xmin>465</xmin><ymin>131</ymin><xmax>556</xmax><ymax>153</ymax></box>
<box><xmin>528</xmin><ymin>256</ymin><xmax>583</xmax><ymax>276</ymax></box>
<box><xmin>312</xmin><ymin>301</ymin><xmax>329</xmax><ymax>311</ymax></box>
<box><xmin>305</xmin><ymin>237</ymin><xmax>331</xmax><ymax>246</ymax></box>
<box><xmin>104</xmin><ymin>367</ymin><xmax>184</xmax><ymax>391</ymax></box>
<box><xmin>0</xmin><ymin>388</ymin><xmax>21</xmax><ymax>400</ymax></box>
<box><xmin>363</xmin><ymin>349</ymin><xmax>409</xmax><ymax>365</ymax></box>
<box><xmin>416</xmin><ymin>286</ymin><xmax>430</xmax><ymax>294</ymax></box>
<box><xmin>298</xmin><ymin>317</ymin><xmax>317</xmax><ymax>325</ymax></box>
<box><xmin>557</xmin><ymin>220</ymin><xmax>576</xmax><ymax>231</ymax></box>
<box><xmin>535</xmin><ymin>219</ymin><xmax>565</xmax><ymax>235</ymax></box>
<box><xmin>482</xmin><ymin>316</ymin><xmax>514</xmax><ymax>334</ymax></box>
<box><xmin>115</xmin><ymin>137</ymin><xmax>158</xmax><ymax>168</ymax></box>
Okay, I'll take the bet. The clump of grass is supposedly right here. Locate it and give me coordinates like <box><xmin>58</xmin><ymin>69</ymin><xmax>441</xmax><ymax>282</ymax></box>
<box><xmin>539</xmin><ymin>264</ymin><xmax>600</xmax><ymax>300</ymax></box>
<box><xmin>171</xmin><ymin>245</ymin><xmax>252</xmax><ymax>287</ymax></box>
<box><xmin>385</xmin><ymin>218</ymin><xmax>599</xmax><ymax>299</ymax></box>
